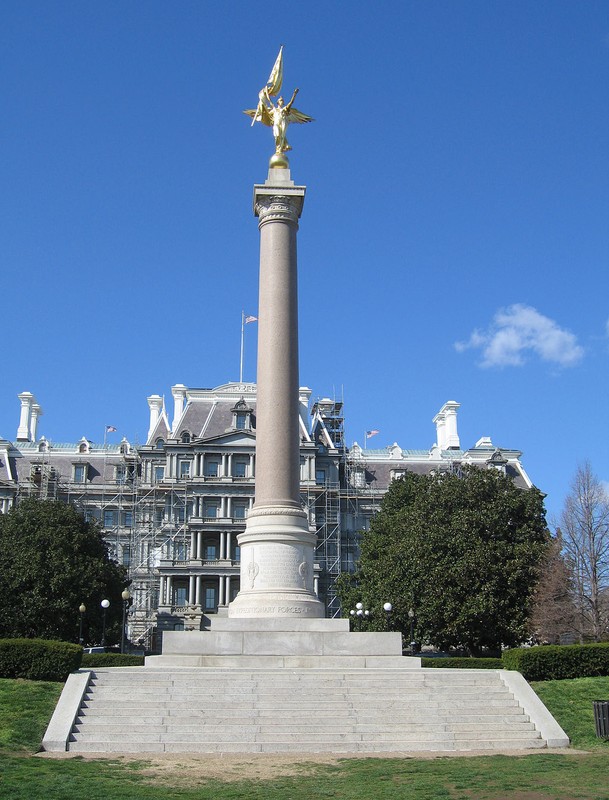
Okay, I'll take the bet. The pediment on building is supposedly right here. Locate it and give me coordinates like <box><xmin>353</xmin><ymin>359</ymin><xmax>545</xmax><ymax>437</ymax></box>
<box><xmin>201</xmin><ymin>430</ymin><xmax>256</xmax><ymax>447</ymax></box>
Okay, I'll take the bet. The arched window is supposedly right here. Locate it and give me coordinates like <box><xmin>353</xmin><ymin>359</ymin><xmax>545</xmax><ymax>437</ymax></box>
<box><xmin>181</xmin><ymin>431</ymin><xmax>191</xmax><ymax>444</ymax></box>
<box><xmin>155</xmin><ymin>438</ymin><xmax>165</xmax><ymax>450</ymax></box>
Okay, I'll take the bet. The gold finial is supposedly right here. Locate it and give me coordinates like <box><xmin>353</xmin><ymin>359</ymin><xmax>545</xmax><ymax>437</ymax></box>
<box><xmin>244</xmin><ymin>47</ymin><xmax>314</xmax><ymax>167</ymax></box>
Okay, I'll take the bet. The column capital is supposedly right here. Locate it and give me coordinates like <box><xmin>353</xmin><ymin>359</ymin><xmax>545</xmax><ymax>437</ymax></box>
<box><xmin>253</xmin><ymin>168</ymin><xmax>305</xmax><ymax>222</ymax></box>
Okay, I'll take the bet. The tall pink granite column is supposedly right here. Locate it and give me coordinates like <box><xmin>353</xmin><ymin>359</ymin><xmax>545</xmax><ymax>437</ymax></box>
<box><xmin>229</xmin><ymin>166</ymin><xmax>324</xmax><ymax>618</ymax></box>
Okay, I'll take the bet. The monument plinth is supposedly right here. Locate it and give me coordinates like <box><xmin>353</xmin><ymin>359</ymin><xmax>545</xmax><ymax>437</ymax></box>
<box><xmin>229</xmin><ymin>167</ymin><xmax>324</xmax><ymax>618</ymax></box>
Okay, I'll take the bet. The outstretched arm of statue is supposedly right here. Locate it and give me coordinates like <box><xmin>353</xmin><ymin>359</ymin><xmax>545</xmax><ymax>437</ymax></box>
<box><xmin>285</xmin><ymin>88</ymin><xmax>299</xmax><ymax>112</ymax></box>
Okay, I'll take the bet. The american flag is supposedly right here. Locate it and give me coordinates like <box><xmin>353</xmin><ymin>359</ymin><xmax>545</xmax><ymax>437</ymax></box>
<box><xmin>105</xmin><ymin>425</ymin><xmax>117</xmax><ymax>433</ymax></box>
<box><xmin>366</xmin><ymin>429</ymin><xmax>380</xmax><ymax>439</ymax></box>
<box><xmin>245</xmin><ymin>315</ymin><xmax>258</xmax><ymax>324</ymax></box>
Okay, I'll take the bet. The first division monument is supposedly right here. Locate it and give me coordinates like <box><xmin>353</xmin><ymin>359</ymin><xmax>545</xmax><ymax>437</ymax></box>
<box><xmin>229</xmin><ymin>47</ymin><xmax>323</xmax><ymax>618</ymax></box>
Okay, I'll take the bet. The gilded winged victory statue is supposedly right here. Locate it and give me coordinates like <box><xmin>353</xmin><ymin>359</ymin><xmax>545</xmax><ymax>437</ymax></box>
<box><xmin>244</xmin><ymin>47</ymin><xmax>313</xmax><ymax>164</ymax></box>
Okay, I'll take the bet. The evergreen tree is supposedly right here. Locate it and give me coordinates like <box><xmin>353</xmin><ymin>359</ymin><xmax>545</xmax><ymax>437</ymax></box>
<box><xmin>0</xmin><ymin>497</ymin><xmax>127</xmax><ymax>643</ymax></box>
<box><xmin>337</xmin><ymin>467</ymin><xmax>549</xmax><ymax>654</ymax></box>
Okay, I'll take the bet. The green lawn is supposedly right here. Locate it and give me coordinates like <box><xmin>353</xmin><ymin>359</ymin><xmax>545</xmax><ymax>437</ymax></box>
<box><xmin>0</xmin><ymin>676</ymin><xmax>609</xmax><ymax>800</ymax></box>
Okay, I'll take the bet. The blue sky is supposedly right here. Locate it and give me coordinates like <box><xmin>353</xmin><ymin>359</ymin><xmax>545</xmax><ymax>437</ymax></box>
<box><xmin>1</xmin><ymin>1</ymin><xmax>607</xmax><ymax>521</ymax></box>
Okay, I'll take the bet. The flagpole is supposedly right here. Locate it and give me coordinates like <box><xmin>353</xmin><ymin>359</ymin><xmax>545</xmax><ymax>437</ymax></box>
<box><xmin>239</xmin><ymin>310</ymin><xmax>245</xmax><ymax>383</ymax></box>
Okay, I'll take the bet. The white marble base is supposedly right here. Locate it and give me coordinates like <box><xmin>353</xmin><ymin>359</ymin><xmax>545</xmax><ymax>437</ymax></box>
<box><xmin>229</xmin><ymin>506</ymin><xmax>324</xmax><ymax>618</ymax></box>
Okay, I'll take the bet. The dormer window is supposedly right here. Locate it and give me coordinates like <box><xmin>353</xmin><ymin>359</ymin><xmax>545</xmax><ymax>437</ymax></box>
<box><xmin>155</xmin><ymin>438</ymin><xmax>165</xmax><ymax>450</ymax></box>
<box><xmin>232</xmin><ymin>398</ymin><xmax>253</xmax><ymax>431</ymax></box>
<box><xmin>78</xmin><ymin>439</ymin><xmax>91</xmax><ymax>454</ymax></box>
<box><xmin>73</xmin><ymin>464</ymin><xmax>87</xmax><ymax>483</ymax></box>
<box><xmin>181</xmin><ymin>431</ymin><xmax>191</xmax><ymax>444</ymax></box>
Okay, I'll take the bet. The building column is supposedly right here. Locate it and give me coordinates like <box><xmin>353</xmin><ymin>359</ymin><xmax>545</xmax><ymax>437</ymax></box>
<box><xmin>226</xmin><ymin>531</ymin><xmax>232</xmax><ymax>560</ymax></box>
<box><xmin>190</xmin><ymin>531</ymin><xmax>197</xmax><ymax>560</ymax></box>
<box><xmin>219</xmin><ymin>576</ymin><xmax>225</xmax><ymax>607</ymax></box>
<box><xmin>225</xmin><ymin>575</ymin><xmax>232</xmax><ymax>604</ymax></box>
<box><xmin>166</xmin><ymin>576</ymin><xmax>173</xmax><ymax>606</ymax></box>
<box><xmin>189</xmin><ymin>575</ymin><xmax>195</xmax><ymax>606</ymax></box>
<box><xmin>195</xmin><ymin>575</ymin><xmax>201</xmax><ymax>607</ymax></box>
<box><xmin>159</xmin><ymin>576</ymin><xmax>166</xmax><ymax>605</ymax></box>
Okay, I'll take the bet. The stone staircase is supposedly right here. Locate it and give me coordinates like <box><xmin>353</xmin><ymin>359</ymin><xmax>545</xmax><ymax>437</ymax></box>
<box><xmin>61</xmin><ymin>667</ymin><xmax>552</xmax><ymax>754</ymax></box>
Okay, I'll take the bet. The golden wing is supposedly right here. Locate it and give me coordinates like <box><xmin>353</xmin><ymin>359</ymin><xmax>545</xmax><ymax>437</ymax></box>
<box><xmin>285</xmin><ymin>107</ymin><xmax>315</xmax><ymax>125</ymax></box>
<box><xmin>243</xmin><ymin>104</ymin><xmax>273</xmax><ymax>127</ymax></box>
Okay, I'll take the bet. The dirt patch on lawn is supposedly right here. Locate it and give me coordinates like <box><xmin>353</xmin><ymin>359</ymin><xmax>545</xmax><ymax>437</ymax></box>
<box><xmin>36</xmin><ymin>748</ymin><xmax>586</xmax><ymax>785</ymax></box>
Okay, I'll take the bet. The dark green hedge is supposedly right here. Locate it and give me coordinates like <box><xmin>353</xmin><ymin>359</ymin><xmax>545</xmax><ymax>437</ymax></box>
<box><xmin>502</xmin><ymin>643</ymin><xmax>609</xmax><ymax>681</ymax></box>
<box><xmin>81</xmin><ymin>653</ymin><xmax>144</xmax><ymax>668</ymax></box>
<box><xmin>421</xmin><ymin>657</ymin><xmax>503</xmax><ymax>669</ymax></box>
<box><xmin>0</xmin><ymin>638</ymin><xmax>82</xmax><ymax>681</ymax></box>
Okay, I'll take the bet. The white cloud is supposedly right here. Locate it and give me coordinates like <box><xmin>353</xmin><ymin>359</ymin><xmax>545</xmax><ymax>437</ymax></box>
<box><xmin>455</xmin><ymin>304</ymin><xmax>584</xmax><ymax>368</ymax></box>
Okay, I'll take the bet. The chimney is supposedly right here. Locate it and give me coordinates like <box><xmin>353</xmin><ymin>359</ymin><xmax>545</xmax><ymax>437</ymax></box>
<box><xmin>30</xmin><ymin>403</ymin><xmax>43</xmax><ymax>442</ymax></box>
<box><xmin>171</xmin><ymin>384</ymin><xmax>188</xmax><ymax>434</ymax></box>
<box><xmin>147</xmin><ymin>395</ymin><xmax>163</xmax><ymax>442</ymax></box>
<box><xmin>299</xmin><ymin>386</ymin><xmax>312</xmax><ymax>437</ymax></box>
<box><xmin>433</xmin><ymin>401</ymin><xmax>461</xmax><ymax>450</ymax></box>
<box><xmin>17</xmin><ymin>392</ymin><xmax>35</xmax><ymax>441</ymax></box>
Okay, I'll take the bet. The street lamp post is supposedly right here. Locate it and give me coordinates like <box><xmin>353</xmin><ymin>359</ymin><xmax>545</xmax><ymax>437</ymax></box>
<box><xmin>121</xmin><ymin>589</ymin><xmax>131</xmax><ymax>654</ymax></box>
<box><xmin>100</xmin><ymin>599</ymin><xmax>110</xmax><ymax>648</ymax></box>
<box><xmin>78</xmin><ymin>603</ymin><xmax>86</xmax><ymax>646</ymax></box>
<box><xmin>349</xmin><ymin>601</ymin><xmax>370</xmax><ymax>631</ymax></box>
<box><xmin>408</xmin><ymin>607</ymin><xmax>416</xmax><ymax>653</ymax></box>
<box><xmin>383</xmin><ymin>602</ymin><xmax>392</xmax><ymax>631</ymax></box>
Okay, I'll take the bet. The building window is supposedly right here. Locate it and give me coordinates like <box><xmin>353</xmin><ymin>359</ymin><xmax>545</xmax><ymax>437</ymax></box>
<box><xmin>116</xmin><ymin>465</ymin><xmax>127</xmax><ymax>484</ymax></box>
<box><xmin>155</xmin><ymin>508</ymin><xmax>164</xmax><ymax>524</ymax></box>
<box><xmin>181</xmin><ymin>431</ymin><xmax>191</xmax><ymax>444</ymax></box>
<box><xmin>155</xmin><ymin>438</ymin><xmax>165</xmax><ymax>450</ymax></box>
<box><xmin>103</xmin><ymin>510</ymin><xmax>116</xmax><ymax>528</ymax></box>
<box><xmin>173</xmin><ymin>542</ymin><xmax>187</xmax><ymax>561</ymax></box>
<box><xmin>154</xmin><ymin>466</ymin><xmax>165</xmax><ymax>483</ymax></box>
<box><xmin>205</xmin><ymin>459</ymin><xmax>219</xmax><ymax>477</ymax></box>
<box><xmin>234</xmin><ymin>545</ymin><xmax>241</xmax><ymax>562</ymax></box>
<box><xmin>316</xmin><ymin>469</ymin><xmax>326</xmax><ymax>485</ymax></box>
<box><xmin>204</xmin><ymin>586</ymin><xmax>217</xmax><ymax>610</ymax></box>
<box><xmin>123</xmin><ymin>511</ymin><xmax>133</xmax><ymax>527</ymax></box>
<box><xmin>176</xmin><ymin>507</ymin><xmax>185</xmax><ymax>524</ymax></box>
<box><xmin>204</xmin><ymin>543</ymin><xmax>217</xmax><ymax>560</ymax></box>
<box><xmin>350</xmin><ymin>469</ymin><xmax>365</xmax><ymax>488</ymax></box>
<box><xmin>233</xmin><ymin>504</ymin><xmax>247</xmax><ymax>519</ymax></box>
<box><xmin>235</xmin><ymin>412</ymin><xmax>247</xmax><ymax>430</ymax></box>
<box><xmin>204</xmin><ymin>503</ymin><xmax>219</xmax><ymax>519</ymax></box>
<box><xmin>232</xmin><ymin>459</ymin><xmax>248</xmax><ymax>478</ymax></box>
<box><xmin>174</xmin><ymin>586</ymin><xmax>187</xmax><ymax>606</ymax></box>
<box><xmin>73</xmin><ymin>464</ymin><xmax>87</xmax><ymax>483</ymax></box>
<box><xmin>122</xmin><ymin>545</ymin><xmax>131</xmax><ymax>566</ymax></box>
<box><xmin>179</xmin><ymin>461</ymin><xmax>191</xmax><ymax>479</ymax></box>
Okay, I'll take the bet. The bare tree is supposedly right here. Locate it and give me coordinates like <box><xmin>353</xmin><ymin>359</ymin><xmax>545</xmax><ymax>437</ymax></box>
<box><xmin>560</xmin><ymin>463</ymin><xmax>609</xmax><ymax>642</ymax></box>
<box><xmin>530</xmin><ymin>531</ymin><xmax>577</xmax><ymax>644</ymax></box>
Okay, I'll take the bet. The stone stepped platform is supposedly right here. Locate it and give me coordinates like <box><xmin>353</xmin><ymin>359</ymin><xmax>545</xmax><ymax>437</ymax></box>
<box><xmin>43</xmin><ymin>666</ymin><xmax>569</xmax><ymax>754</ymax></box>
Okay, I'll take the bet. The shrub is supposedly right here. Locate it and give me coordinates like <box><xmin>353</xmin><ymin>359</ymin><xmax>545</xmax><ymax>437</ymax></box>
<box><xmin>502</xmin><ymin>643</ymin><xmax>609</xmax><ymax>681</ymax></box>
<box><xmin>81</xmin><ymin>653</ymin><xmax>144</xmax><ymax>668</ymax></box>
<box><xmin>421</xmin><ymin>657</ymin><xmax>503</xmax><ymax>669</ymax></box>
<box><xmin>0</xmin><ymin>638</ymin><xmax>82</xmax><ymax>681</ymax></box>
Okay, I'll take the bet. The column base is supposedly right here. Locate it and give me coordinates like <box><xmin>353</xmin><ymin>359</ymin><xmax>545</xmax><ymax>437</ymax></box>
<box><xmin>229</xmin><ymin>505</ymin><xmax>325</xmax><ymax>619</ymax></box>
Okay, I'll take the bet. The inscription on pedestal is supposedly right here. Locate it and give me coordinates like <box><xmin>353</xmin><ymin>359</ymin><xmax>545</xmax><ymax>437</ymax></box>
<box><xmin>252</xmin><ymin>546</ymin><xmax>309</xmax><ymax>590</ymax></box>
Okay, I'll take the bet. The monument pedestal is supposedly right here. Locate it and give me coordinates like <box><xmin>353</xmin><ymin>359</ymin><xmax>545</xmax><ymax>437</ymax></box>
<box><xmin>148</xmin><ymin>618</ymin><xmax>421</xmax><ymax>669</ymax></box>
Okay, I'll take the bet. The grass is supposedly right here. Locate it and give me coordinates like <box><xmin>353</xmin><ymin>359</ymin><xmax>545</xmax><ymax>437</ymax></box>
<box><xmin>0</xmin><ymin>678</ymin><xmax>62</xmax><ymax>752</ymax></box>
<box><xmin>0</xmin><ymin>676</ymin><xmax>609</xmax><ymax>799</ymax></box>
<box><xmin>531</xmin><ymin>675</ymin><xmax>609</xmax><ymax>750</ymax></box>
